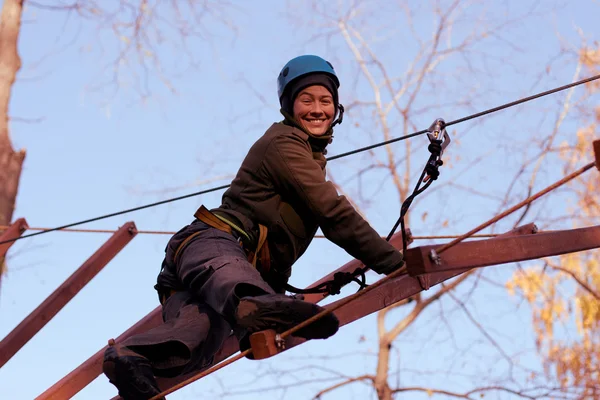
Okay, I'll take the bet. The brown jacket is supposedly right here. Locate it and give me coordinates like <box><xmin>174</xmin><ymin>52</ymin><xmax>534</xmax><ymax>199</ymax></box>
<box><xmin>212</xmin><ymin>122</ymin><xmax>403</xmax><ymax>279</ymax></box>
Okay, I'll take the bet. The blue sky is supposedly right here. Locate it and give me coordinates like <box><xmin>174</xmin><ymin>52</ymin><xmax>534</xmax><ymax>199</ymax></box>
<box><xmin>1</xmin><ymin>1</ymin><xmax>598</xmax><ymax>399</ymax></box>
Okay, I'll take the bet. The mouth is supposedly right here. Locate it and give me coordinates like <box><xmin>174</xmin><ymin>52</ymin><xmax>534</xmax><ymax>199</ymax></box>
<box><xmin>303</xmin><ymin>118</ymin><xmax>329</xmax><ymax>127</ymax></box>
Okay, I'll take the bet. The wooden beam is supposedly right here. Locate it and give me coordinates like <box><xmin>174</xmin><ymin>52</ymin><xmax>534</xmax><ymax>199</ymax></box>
<box><xmin>245</xmin><ymin>223</ymin><xmax>600</xmax><ymax>363</ymax></box>
<box><xmin>0</xmin><ymin>222</ymin><xmax>137</xmax><ymax>369</ymax></box>
<box><xmin>405</xmin><ymin>225</ymin><xmax>600</xmax><ymax>276</ymax></box>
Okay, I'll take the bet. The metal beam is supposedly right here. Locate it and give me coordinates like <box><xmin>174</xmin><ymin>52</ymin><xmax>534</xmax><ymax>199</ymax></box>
<box><xmin>37</xmin><ymin>228</ymin><xmax>412</xmax><ymax>400</ymax></box>
<box><xmin>60</xmin><ymin>222</ymin><xmax>600</xmax><ymax>399</ymax></box>
<box><xmin>245</xmin><ymin>223</ymin><xmax>541</xmax><ymax>359</ymax></box>
<box><xmin>405</xmin><ymin>225</ymin><xmax>600</xmax><ymax>277</ymax></box>
<box><xmin>0</xmin><ymin>222</ymin><xmax>137</xmax><ymax>369</ymax></box>
<box><xmin>119</xmin><ymin>223</ymin><xmax>600</xmax><ymax>398</ymax></box>
<box><xmin>147</xmin><ymin>226</ymin><xmax>543</xmax><ymax>393</ymax></box>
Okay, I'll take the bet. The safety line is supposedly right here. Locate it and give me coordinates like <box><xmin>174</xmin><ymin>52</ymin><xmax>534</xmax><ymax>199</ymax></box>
<box><xmin>0</xmin><ymin>226</ymin><xmax>177</xmax><ymax>235</ymax></box>
<box><xmin>325</xmin><ymin>73</ymin><xmax>600</xmax><ymax>160</ymax></box>
<box><xmin>0</xmin><ymin>225</ymin><xmax>497</xmax><ymax>240</ymax></box>
<box><xmin>434</xmin><ymin>161</ymin><xmax>596</xmax><ymax>255</ymax></box>
<box><xmin>2</xmin><ymin>73</ymin><xmax>599</xmax><ymax>247</ymax></box>
<box><xmin>150</xmin><ymin>160</ymin><xmax>596</xmax><ymax>399</ymax></box>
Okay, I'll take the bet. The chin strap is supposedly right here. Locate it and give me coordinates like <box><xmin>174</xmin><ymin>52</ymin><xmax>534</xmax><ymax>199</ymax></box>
<box><xmin>331</xmin><ymin>103</ymin><xmax>344</xmax><ymax>128</ymax></box>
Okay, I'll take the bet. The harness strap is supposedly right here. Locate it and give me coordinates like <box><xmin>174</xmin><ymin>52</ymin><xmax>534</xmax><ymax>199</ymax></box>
<box><xmin>194</xmin><ymin>205</ymin><xmax>234</xmax><ymax>234</ymax></box>
<box><xmin>247</xmin><ymin>224</ymin><xmax>270</xmax><ymax>273</ymax></box>
<box><xmin>172</xmin><ymin>206</ymin><xmax>234</xmax><ymax>267</ymax></box>
<box><xmin>212</xmin><ymin>212</ymin><xmax>252</xmax><ymax>244</ymax></box>
<box><xmin>175</xmin><ymin>205</ymin><xmax>271</xmax><ymax>274</ymax></box>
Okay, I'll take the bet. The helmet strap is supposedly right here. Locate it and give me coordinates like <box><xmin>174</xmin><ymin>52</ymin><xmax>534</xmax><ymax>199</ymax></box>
<box><xmin>331</xmin><ymin>103</ymin><xmax>344</xmax><ymax>128</ymax></box>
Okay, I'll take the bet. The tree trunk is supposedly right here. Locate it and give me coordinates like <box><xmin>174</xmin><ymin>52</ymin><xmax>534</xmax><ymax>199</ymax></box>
<box><xmin>0</xmin><ymin>0</ymin><xmax>26</xmax><ymax>278</ymax></box>
<box><xmin>375</xmin><ymin>338</ymin><xmax>392</xmax><ymax>400</ymax></box>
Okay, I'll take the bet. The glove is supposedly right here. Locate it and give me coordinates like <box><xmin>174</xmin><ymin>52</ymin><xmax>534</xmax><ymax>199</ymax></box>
<box><xmin>371</xmin><ymin>251</ymin><xmax>404</xmax><ymax>275</ymax></box>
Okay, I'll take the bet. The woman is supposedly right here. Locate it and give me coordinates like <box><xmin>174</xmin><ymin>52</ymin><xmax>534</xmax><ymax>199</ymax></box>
<box><xmin>103</xmin><ymin>54</ymin><xmax>404</xmax><ymax>400</ymax></box>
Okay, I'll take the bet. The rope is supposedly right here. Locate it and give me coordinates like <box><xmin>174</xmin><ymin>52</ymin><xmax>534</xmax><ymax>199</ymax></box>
<box><xmin>150</xmin><ymin>350</ymin><xmax>251</xmax><ymax>400</ymax></box>
<box><xmin>0</xmin><ymin>226</ymin><xmax>498</xmax><ymax>239</ymax></box>
<box><xmin>434</xmin><ymin>161</ymin><xmax>596</xmax><ymax>255</ymax></box>
<box><xmin>1</xmin><ymin>73</ymin><xmax>598</xmax><ymax>247</ymax></box>
<box><xmin>282</xmin><ymin>121</ymin><xmax>444</xmax><ymax>296</ymax></box>
<box><xmin>0</xmin><ymin>226</ymin><xmax>178</xmax><ymax>235</ymax></box>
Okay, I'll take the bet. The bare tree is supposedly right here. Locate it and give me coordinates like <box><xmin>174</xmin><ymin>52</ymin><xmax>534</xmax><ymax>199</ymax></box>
<box><xmin>507</xmin><ymin>40</ymin><xmax>600</xmax><ymax>400</ymax></box>
<box><xmin>213</xmin><ymin>1</ymin><xmax>597</xmax><ymax>399</ymax></box>
<box><xmin>0</xmin><ymin>0</ymin><xmax>237</xmax><ymax>283</ymax></box>
<box><xmin>0</xmin><ymin>0</ymin><xmax>26</xmax><ymax>276</ymax></box>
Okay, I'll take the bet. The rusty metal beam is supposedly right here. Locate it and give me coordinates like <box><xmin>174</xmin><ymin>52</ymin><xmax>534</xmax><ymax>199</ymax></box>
<box><xmin>0</xmin><ymin>218</ymin><xmax>29</xmax><ymax>291</ymax></box>
<box><xmin>245</xmin><ymin>223</ymin><xmax>541</xmax><ymax>360</ymax></box>
<box><xmin>406</xmin><ymin>225</ymin><xmax>600</xmax><ymax>277</ymax></box>
<box><xmin>241</xmin><ymin>223</ymin><xmax>597</xmax><ymax>363</ymax></box>
<box><xmin>0</xmin><ymin>222</ymin><xmax>137</xmax><ymax>369</ymax></box>
<box><xmin>594</xmin><ymin>139</ymin><xmax>600</xmax><ymax>171</ymax></box>
<box><xmin>38</xmin><ymin>228</ymin><xmax>413</xmax><ymax>400</ymax></box>
<box><xmin>148</xmin><ymin>225</ymin><xmax>543</xmax><ymax>392</ymax></box>
<box><xmin>49</xmin><ymin>223</ymin><xmax>561</xmax><ymax>399</ymax></box>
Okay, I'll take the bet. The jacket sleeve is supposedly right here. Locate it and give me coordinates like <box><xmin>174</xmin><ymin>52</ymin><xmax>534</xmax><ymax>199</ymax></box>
<box><xmin>262</xmin><ymin>133</ymin><xmax>403</xmax><ymax>273</ymax></box>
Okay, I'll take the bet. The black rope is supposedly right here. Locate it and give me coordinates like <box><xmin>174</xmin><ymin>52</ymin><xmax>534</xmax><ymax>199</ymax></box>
<box><xmin>285</xmin><ymin>119</ymin><xmax>448</xmax><ymax>296</ymax></box>
<box><xmin>1</xmin><ymin>73</ymin><xmax>598</xmax><ymax>246</ymax></box>
<box><xmin>0</xmin><ymin>185</ymin><xmax>231</xmax><ymax>244</ymax></box>
<box><xmin>284</xmin><ymin>267</ymin><xmax>369</xmax><ymax>296</ymax></box>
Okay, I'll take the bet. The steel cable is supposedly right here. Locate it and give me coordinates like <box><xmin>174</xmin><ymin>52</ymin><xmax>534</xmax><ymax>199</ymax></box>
<box><xmin>1</xmin><ymin>74</ymin><xmax>598</xmax><ymax>246</ymax></box>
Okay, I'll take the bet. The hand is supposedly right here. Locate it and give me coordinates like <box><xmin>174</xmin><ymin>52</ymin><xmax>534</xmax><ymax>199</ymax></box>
<box><xmin>372</xmin><ymin>252</ymin><xmax>404</xmax><ymax>275</ymax></box>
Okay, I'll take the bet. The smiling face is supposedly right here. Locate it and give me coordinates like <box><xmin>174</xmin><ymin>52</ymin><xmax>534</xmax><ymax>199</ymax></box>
<box><xmin>292</xmin><ymin>85</ymin><xmax>335</xmax><ymax>136</ymax></box>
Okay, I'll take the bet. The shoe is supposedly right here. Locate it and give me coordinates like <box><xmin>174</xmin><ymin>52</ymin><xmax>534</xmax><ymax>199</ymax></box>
<box><xmin>103</xmin><ymin>344</ymin><xmax>165</xmax><ymax>400</ymax></box>
<box><xmin>234</xmin><ymin>293</ymin><xmax>339</xmax><ymax>340</ymax></box>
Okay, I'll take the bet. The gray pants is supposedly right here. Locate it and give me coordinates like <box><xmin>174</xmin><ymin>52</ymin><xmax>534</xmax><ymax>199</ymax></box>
<box><xmin>119</xmin><ymin>221</ymin><xmax>275</xmax><ymax>377</ymax></box>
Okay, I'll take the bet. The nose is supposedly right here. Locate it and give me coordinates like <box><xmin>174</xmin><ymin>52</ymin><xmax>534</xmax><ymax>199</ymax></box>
<box><xmin>310</xmin><ymin>103</ymin><xmax>324</xmax><ymax>116</ymax></box>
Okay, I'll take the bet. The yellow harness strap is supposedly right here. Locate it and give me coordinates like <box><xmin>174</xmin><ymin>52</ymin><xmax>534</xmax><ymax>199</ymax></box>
<box><xmin>247</xmin><ymin>224</ymin><xmax>270</xmax><ymax>272</ymax></box>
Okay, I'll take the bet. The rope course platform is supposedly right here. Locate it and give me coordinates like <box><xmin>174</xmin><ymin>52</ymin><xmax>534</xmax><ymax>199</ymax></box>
<box><xmin>0</xmin><ymin>74</ymin><xmax>597</xmax><ymax>399</ymax></box>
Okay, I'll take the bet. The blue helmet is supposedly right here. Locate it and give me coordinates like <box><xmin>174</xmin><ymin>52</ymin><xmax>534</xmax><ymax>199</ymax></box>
<box><xmin>277</xmin><ymin>55</ymin><xmax>340</xmax><ymax>101</ymax></box>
